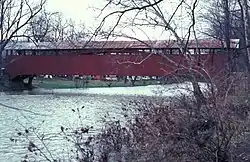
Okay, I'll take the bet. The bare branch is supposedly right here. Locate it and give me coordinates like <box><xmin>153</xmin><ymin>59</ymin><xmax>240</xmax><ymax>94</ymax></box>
<box><xmin>0</xmin><ymin>103</ymin><xmax>48</xmax><ymax>116</ymax></box>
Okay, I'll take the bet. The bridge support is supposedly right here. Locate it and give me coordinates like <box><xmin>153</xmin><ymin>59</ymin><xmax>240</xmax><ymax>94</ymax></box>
<box><xmin>26</xmin><ymin>76</ymin><xmax>34</xmax><ymax>89</ymax></box>
<box><xmin>9</xmin><ymin>77</ymin><xmax>25</xmax><ymax>91</ymax></box>
<box><xmin>18</xmin><ymin>75</ymin><xmax>34</xmax><ymax>90</ymax></box>
<box><xmin>7</xmin><ymin>75</ymin><xmax>34</xmax><ymax>91</ymax></box>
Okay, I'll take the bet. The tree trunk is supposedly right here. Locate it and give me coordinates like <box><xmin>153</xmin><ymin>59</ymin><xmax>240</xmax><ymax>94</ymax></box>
<box><xmin>223</xmin><ymin>0</ymin><xmax>233</xmax><ymax>93</ymax></box>
<box><xmin>0</xmin><ymin>1</ymin><xmax>5</xmax><ymax>80</ymax></box>
<box><xmin>224</xmin><ymin>0</ymin><xmax>232</xmax><ymax>73</ymax></box>
<box><xmin>131</xmin><ymin>76</ymin><xmax>137</xmax><ymax>86</ymax></box>
<box><xmin>191</xmin><ymin>74</ymin><xmax>206</xmax><ymax>109</ymax></box>
<box><xmin>240</xmin><ymin>0</ymin><xmax>250</xmax><ymax>90</ymax></box>
<box><xmin>124</xmin><ymin>76</ymin><xmax>128</xmax><ymax>84</ymax></box>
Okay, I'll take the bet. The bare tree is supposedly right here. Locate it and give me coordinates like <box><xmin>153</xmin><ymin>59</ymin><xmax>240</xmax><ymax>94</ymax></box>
<box><xmin>202</xmin><ymin>0</ymin><xmax>242</xmax><ymax>40</ymax></box>
<box><xmin>0</xmin><ymin>0</ymin><xmax>46</xmax><ymax>78</ymax></box>
<box><xmin>202</xmin><ymin>0</ymin><xmax>250</xmax><ymax>90</ymax></box>
<box><xmin>64</xmin><ymin>19</ymin><xmax>89</xmax><ymax>46</ymax></box>
<box><xmin>26</xmin><ymin>9</ymin><xmax>59</xmax><ymax>42</ymax></box>
<box><xmin>238</xmin><ymin>0</ymin><xmax>250</xmax><ymax>89</ymax></box>
<box><xmin>49</xmin><ymin>12</ymin><xmax>69</xmax><ymax>42</ymax></box>
<box><xmin>93</xmin><ymin>0</ymin><xmax>210</xmax><ymax>105</ymax></box>
<box><xmin>27</xmin><ymin>11</ymin><xmax>68</xmax><ymax>43</ymax></box>
<box><xmin>202</xmin><ymin>0</ymin><xmax>239</xmax><ymax>73</ymax></box>
<box><xmin>27</xmin><ymin>11</ymin><xmax>89</xmax><ymax>47</ymax></box>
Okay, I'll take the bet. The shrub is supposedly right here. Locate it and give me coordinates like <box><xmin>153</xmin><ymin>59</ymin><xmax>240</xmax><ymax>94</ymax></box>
<box><xmin>76</xmin><ymin>94</ymin><xmax>250</xmax><ymax>162</ymax></box>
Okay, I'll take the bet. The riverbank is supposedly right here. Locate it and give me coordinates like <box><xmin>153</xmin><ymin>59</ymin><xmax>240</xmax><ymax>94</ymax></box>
<box><xmin>32</xmin><ymin>78</ymin><xmax>161</xmax><ymax>89</ymax></box>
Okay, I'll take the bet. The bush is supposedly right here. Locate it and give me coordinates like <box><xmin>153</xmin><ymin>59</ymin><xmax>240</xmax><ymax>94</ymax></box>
<box><xmin>75</xmin><ymin>94</ymin><xmax>250</xmax><ymax>162</ymax></box>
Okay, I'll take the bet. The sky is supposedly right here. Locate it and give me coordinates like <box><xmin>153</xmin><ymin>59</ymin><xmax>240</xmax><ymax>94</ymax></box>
<box><xmin>46</xmin><ymin>0</ymin><xmax>102</xmax><ymax>25</ymax></box>
<box><xmin>46</xmin><ymin>0</ymin><xmax>208</xmax><ymax>40</ymax></box>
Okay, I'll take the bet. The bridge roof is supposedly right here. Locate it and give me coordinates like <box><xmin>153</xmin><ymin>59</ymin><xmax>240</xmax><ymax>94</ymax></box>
<box><xmin>5</xmin><ymin>39</ymin><xmax>239</xmax><ymax>50</ymax></box>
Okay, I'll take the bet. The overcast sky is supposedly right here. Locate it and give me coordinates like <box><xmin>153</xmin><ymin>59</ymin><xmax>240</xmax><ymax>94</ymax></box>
<box><xmin>47</xmin><ymin>0</ymin><xmax>102</xmax><ymax>24</ymax></box>
<box><xmin>46</xmin><ymin>0</ymin><xmax>208</xmax><ymax>40</ymax></box>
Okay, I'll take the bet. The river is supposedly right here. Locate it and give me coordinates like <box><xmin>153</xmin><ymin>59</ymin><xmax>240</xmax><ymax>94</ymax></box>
<box><xmin>0</xmin><ymin>83</ymin><xmax>202</xmax><ymax>161</ymax></box>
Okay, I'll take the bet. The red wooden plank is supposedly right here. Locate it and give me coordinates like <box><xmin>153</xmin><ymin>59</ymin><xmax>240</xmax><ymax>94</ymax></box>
<box><xmin>5</xmin><ymin>54</ymin><xmax>228</xmax><ymax>79</ymax></box>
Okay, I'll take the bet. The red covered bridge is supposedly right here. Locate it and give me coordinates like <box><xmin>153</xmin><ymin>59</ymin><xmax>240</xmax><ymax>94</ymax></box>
<box><xmin>2</xmin><ymin>39</ymin><xmax>238</xmax><ymax>88</ymax></box>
